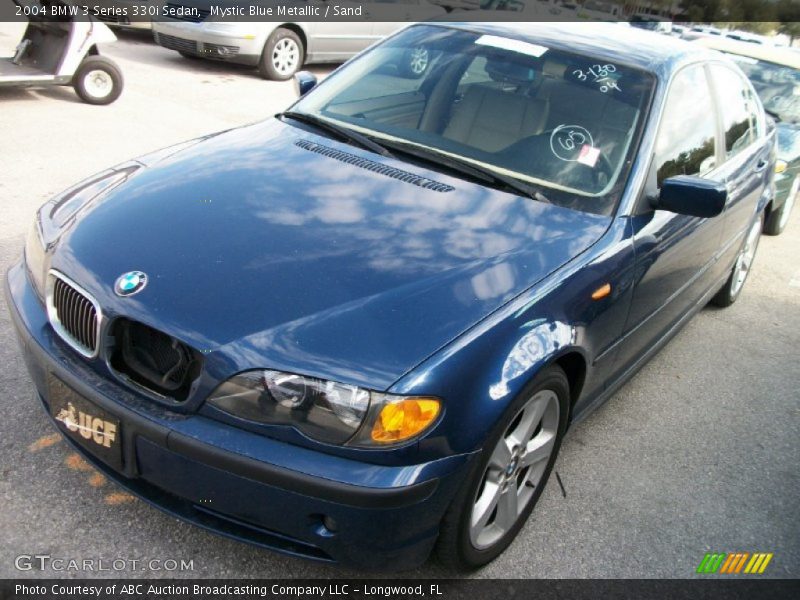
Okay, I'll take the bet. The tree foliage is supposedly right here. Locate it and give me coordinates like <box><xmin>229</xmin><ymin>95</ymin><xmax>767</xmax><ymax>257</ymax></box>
<box><xmin>679</xmin><ymin>0</ymin><xmax>799</xmax><ymax>23</ymax></box>
<box><xmin>676</xmin><ymin>0</ymin><xmax>800</xmax><ymax>40</ymax></box>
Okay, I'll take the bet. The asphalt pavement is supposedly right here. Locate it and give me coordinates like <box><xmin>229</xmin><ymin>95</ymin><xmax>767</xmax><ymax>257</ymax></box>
<box><xmin>0</xmin><ymin>23</ymin><xmax>798</xmax><ymax>579</ymax></box>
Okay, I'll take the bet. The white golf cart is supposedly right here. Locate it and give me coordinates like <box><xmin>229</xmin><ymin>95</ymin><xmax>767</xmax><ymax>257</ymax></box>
<box><xmin>1</xmin><ymin>0</ymin><xmax>123</xmax><ymax>104</ymax></box>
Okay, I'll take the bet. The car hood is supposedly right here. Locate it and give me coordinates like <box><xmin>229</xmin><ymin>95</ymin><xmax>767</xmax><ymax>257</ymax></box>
<box><xmin>52</xmin><ymin>120</ymin><xmax>610</xmax><ymax>389</ymax></box>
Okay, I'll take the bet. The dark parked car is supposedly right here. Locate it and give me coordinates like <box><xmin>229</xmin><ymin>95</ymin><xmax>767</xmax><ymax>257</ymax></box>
<box><xmin>697</xmin><ymin>37</ymin><xmax>799</xmax><ymax>235</ymax></box>
<box><xmin>6</xmin><ymin>23</ymin><xmax>774</xmax><ymax>571</ymax></box>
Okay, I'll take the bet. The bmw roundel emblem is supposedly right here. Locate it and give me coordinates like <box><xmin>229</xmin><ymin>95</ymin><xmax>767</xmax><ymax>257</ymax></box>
<box><xmin>114</xmin><ymin>271</ymin><xmax>148</xmax><ymax>297</ymax></box>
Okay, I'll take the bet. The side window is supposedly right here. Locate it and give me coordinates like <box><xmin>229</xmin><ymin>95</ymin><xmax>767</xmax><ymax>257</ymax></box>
<box><xmin>654</xmin><ymin>65</ymin><xmax>717</xmax><ymax>187</ymax></box>
<box><xmin>711</xmin><ymin>65</ymin><xmax>758</xmax><ymax>158</ymax></box>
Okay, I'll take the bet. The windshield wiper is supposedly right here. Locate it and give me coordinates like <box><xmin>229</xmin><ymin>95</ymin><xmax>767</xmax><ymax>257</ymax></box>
<box><xmin>278</xmin><ymin>111</ymin><xmax>393</xmax><ymax>158</ymax></box>
<box><xmin>372</xmin><ymin>138</ymin><xmax>549</xmax><ymax>203</ymax></box>
<box><xmin>764</xmin><ymin>108</ymin><xmax>782</xmax><ymax>122</ymax></box>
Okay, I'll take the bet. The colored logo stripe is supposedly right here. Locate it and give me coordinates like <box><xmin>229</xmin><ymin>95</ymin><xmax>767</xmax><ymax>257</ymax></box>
<box><xmin>745</xmin><ymin>553</ymin><xmax>773</xmax><ymax>574</ymax></box>
<box><xmin>697</xmin><ymin>553</ymin><xmax>726</xmax><ymax>573</ymax></box>
<box><xmin>719</xmin><ymin>552</ymin><xmax>748</xmax><ymax>574</ymax></box>
<box><xmin>697</xmin><ymin>552</ymin><xmax>773</xmax><ymax>574</ymax></box>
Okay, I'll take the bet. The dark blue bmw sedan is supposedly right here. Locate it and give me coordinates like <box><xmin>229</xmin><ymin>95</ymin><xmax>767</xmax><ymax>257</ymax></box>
<box><xmin>6</xmin><ymin>23</ymin><xmax>774</xmax><ymax>570</ymax></box>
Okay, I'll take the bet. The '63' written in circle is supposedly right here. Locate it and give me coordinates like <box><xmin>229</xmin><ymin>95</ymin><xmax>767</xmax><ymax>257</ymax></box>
<box><xmin>550</xmin><ymin>125</ymin><xmax>594</xmax><ymax>161</ymax></box>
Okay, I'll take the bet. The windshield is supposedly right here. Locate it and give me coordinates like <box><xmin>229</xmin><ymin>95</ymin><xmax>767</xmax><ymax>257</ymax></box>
<box><xmin>293</xmin><ymin>25</ymin><xmax>655</xmax><ymax>215</ymax></box>
<box><xmin>726</xmin><ymin>54</ymin><xmax>800</xmax><ymax>124</ymax></box>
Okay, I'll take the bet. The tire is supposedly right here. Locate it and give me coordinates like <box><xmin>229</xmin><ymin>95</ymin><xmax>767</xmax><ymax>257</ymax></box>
<box><xmin>178</xmin><ymin>51</ymin><xmax>200</xmax><ymax>60</ymax></box>
<box><xmin>72</xmin><ymin>56</ymin><xmax>124</xmax><ymax>105</ymax></box>
<box><xmin>436</xmin><ymin>365</ymin><xmax>570</xmax><ymax>571</ymax></box>
<box><xmin>764</xmin><ymin>175</ymin><xmax>798</xmax><ymax>236</ymax></box>
<box><xmin>399</xmin><ymin>46</ymin><xmax>431</xmax><ymax>78</ymax></box>
<box><xmin>259</xmin><ymin>28</ymin><xmax>304</xmax><ymax>80</ymax></box>
<box><xmin>711</xmin><ymin>213</ymin><xmax>763</xmax><ymax>308</ymax></box>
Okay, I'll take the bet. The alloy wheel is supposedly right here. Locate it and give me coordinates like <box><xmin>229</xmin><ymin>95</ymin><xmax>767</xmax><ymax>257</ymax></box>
<box><xmin>272</xmin><ymin>38</ymin><xmax>300</xmax><ymax>76</ymax></box>
<box><xmin>469</xmin><ymin>390</ymin><xmax>560</xmax><ymax>550</ymax></box>
<box><xmin>408</xmin><ymin>47</ymin><xmax>429</xmax><ymax>75</ymax></box>
<box><xmin>731</xmin><ymin>218</ymin><xmax>762</xmax><ymax>297</ymax></box>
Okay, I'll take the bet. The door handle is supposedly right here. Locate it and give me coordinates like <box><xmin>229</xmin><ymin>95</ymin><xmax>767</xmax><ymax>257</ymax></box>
<box><xmin>755</xmin><ymin>159</ymin><xmax>769</xmax><ymax>172</ymax></box>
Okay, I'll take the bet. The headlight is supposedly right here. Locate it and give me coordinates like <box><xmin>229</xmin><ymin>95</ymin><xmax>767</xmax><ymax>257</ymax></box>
<box><xmin>23</xmin><ymin>165</ymin><xmax>141</xmax><ymax>296</ymax></box>
<box><xmin>24</xmin><ymin>217</ymin><xmax>46</xmax><ymax>296</ymax></box>
<box><xmin>207</xmin><ymin>370</ymin><xmax>441</xmax><ymax>447</ymax></box>
<box><xmin>775</xmin><ymin>159</ymin><xmax>788</xmax><ymax>175</ymax></box>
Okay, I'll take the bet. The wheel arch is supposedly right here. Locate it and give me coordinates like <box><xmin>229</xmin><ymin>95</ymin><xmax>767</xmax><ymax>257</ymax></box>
<box><xmin>758</xmin><ymin>179</ymin><xmax>773</xmax><ymax>216</ymax></box>
<box><xmin>277</xmin><ymin>23</ymin><xmax>307</xmax><ymax>61</ymax></box>
<box><xmin>765</xmin><ymin>197</ymin><xmax>775</xmax><ymax>219</ymax></box>
<box><xmin>552</xmin><ymin>350</ymin><xmax>587</xmax><ymax>416</ymax></box>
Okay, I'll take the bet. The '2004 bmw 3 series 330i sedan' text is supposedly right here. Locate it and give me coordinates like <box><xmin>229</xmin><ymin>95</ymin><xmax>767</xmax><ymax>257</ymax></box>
<box><xmin>6</xmin><ymin>23</ymin><xmax>774</xmax><ymax>570</ymax></box>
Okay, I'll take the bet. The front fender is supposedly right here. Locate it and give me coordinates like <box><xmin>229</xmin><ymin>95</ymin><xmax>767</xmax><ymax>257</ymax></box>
<box><xmin>390</xmin><ymin>314</ymin><xmax>589</xmax><ymax>459</ymax></box>
<box><xmin>485</xmin><ymin>320</ymin><xmax>580</xmax><ymax>403</ymax></box>
<box><xmin>390</xmin><ymin>219</ymin><xmax>636</xmax><ymax>457</ymax></box>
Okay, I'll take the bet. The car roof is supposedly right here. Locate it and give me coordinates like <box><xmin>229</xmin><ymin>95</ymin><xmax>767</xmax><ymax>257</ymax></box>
<box><xmin>432</xmin><ymin>21</ymin><xmax>716</xmax><ymax>73</ymax></box>
<box><xmin>693</xmin><ymin>36</ymin><xmax>800</xmax><ymax>69</ymax></box>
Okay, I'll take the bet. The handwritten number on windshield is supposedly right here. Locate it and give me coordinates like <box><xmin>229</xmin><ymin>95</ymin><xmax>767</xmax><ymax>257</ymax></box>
<box><xmin>550</xmin><ymin>125</ymin><xmax>595</xmax><ymax>162</ymax></box>
<box><xmin>558</xmin><ymin>129</ymin><xmax>586</xmax><ymax>151</ymax></box>
<box><xmin>572</xmin><ymin>64</ymin><xmax>621</xmax><ymax>93</ymax></box>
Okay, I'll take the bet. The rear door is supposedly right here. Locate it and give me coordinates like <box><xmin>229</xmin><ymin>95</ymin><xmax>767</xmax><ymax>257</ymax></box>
<box><xmin>305</xmin><ymin>1</ymin><xmax>375</xmax><ymax>61</ymax></box>
<box><xmin>611</xmin><ymin>63</ymin><xmax>728</xmax><ymax>375</ymax></box>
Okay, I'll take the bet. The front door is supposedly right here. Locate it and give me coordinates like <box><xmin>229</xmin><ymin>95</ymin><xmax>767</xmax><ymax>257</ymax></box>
<box><xmin>612</xmin><ymin>63</ymin><xmax>728</xmax><ymax>376</ymax></box>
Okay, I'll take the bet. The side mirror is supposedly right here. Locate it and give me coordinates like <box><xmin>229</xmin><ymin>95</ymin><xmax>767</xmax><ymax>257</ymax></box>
<box><xmin>293</xmin><ymin>71</ymin><xmax>318</xmax><ymax>97</ymax></box>
<box><xmin>652</xmin><ymin>175</ymin><xmax>727</xmax><ymax>218</ymax></box>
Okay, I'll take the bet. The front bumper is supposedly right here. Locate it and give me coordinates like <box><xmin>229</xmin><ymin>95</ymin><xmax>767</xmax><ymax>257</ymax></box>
<box><xmin>5</xmin><ymin>262</ymin><xmax>471</xmax><ymax>570</ymax></box>
<box><xmin>151</xmin><ymin>21</ymin><xmax>263</xmax><ymax>65</ymax></box>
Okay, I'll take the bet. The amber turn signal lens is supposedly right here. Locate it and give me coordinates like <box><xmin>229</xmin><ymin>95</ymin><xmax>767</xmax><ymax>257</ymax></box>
<box><xmin>591</xmin><ymin>282</ymin><xmax>612</xmax><ymax>300</ymax></box>
<box><xmin>371</xmin><ymin>398</ymin><xmax>441</xmax><ymax>443</ymax></box>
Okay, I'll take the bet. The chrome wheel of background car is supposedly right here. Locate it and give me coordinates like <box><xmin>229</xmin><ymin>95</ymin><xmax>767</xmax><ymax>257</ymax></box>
<box><xmin>730</xmin><ymin>218</ymin><xmax>762</xmax><ymax>297</ymax></box>
<box><xmin>408</xmin><ymin>47</ymin><xmax>429</xmax><ymax>76</ymax></box>
<box><xmin>778</xmin><ymin>175</ymin><xmax>798</xmax><ymax>232</ymax></box>
<box><xmin>272</xmin><ymin>38</ymin><xmax>300</xmax><ymax>77</ymax></box>
<box><xmin>82</xmin><ymin>70</ymin><xmax>113</xmax><ymax>100</ymax></box>
<box><xmin>469</xmin><ymin>390</ymin><xmax>559</xmax><ymax>550</ymax></box>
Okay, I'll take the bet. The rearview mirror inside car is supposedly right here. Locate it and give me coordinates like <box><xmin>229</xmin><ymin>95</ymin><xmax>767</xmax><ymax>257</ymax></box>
<box><xmin>293</xmin><ymin>71</ymin><xmax>318</xmax><ymax>97</ymax></box>
<box><xmin>653</xmin><ymin>175</ymin><xmax>727</xmax><ymax>218</ymax></box>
